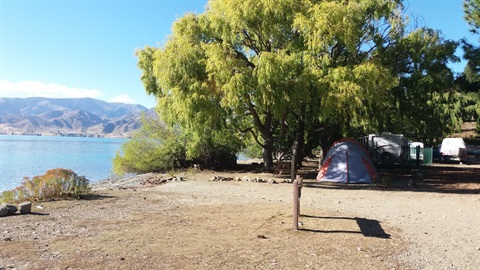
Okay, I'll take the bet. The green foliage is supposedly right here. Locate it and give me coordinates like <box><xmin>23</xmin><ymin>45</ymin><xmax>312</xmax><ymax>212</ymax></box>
<box><xmin>464</xmin><ymin>0</ymin><xmax>480</xmax><ymax>35</ymax></box>
<box><xmin>136</xmin><ymin>0</ymin><xmax>463</xmax><ymax>166</ymax></box>
<box><xmin>113</xmin><ymin>115</ymin><xmax>187</xmax><ymax>175</ymax></box>
<box><xmin>113</xmin><ymin>115</ymin><xmax>242</xmax><ymax>174</ymax></box>
<box><xmin>379</xmin><ymin>28</ymin><xmax>461</xmax><ymax>144</ymax></box>
<box><xmin>0</xmin><ymin>168</ymin><xmax>90</xmax><ymax>204</ymax></box>
<box><xmin>477</xmin><ymin>117</ymin><xmax>480</xmax><ymax>132</ymax></box>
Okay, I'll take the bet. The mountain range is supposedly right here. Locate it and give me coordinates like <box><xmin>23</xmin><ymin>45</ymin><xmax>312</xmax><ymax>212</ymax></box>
<box><xmin>0</xmin><ymin>97</ymin><xmax>155</xmax><ymax>138</ymax></box>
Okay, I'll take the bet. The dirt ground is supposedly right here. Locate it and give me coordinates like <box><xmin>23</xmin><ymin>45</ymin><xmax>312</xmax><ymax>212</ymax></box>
<box><xmin>1</xmin><ymin>162</ymin><xmax>479</xmax><ymax>270</ymax></box>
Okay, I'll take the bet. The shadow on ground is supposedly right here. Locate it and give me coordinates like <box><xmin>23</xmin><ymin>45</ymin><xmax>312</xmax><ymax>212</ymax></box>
<box><xmin>297</xmin><ymin>161</ymin><xmax>480</xmax><ymax>195</ymax></box>
<box><xmin>299</xmin><ymin>215</ymin><xmax>391</xmax><ymax>239</ymax></box>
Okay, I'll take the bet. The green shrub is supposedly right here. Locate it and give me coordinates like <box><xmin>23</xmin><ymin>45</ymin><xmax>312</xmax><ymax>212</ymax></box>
<box><xmin>113</xmin><ymin>115</ymin><xmax>244</xmax><ymax>174</ymax></box>
<box><xmin>113</xmin><ymin>117</ymin><xmax>187</xmax><ymax>175</ymax></box>
<box><xmin>0</xmin><ymin>168</ymin><xmax>90</xmax><ymax>203</ymax></box>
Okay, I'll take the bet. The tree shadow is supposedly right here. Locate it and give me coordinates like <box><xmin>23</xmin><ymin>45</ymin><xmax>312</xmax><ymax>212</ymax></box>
<box><xmin>299</xmin><ymin>215</ymin><xmax>391</xmax><ymax>239</ymax></box>
<box><xmin>300</xmin><ymin>165</ymin><xmax>480</xmax><ymax>195</ymax></box>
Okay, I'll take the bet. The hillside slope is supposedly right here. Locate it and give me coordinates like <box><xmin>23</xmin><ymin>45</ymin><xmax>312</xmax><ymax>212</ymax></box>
<box><xmin>0</xmin><ymin>97</ymin><xmax>155</xmax><ymax>138</ymax></box>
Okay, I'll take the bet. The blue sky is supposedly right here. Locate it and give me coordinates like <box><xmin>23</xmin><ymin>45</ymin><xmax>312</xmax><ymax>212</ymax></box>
<box><xmin>0</xmin><ymin>0</ymin><xmax>477</xmax><ymax>108</ymax></box>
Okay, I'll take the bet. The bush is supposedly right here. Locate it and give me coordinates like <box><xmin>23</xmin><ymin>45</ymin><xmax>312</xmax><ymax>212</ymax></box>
<box><xmin>113</xmin><ymin>115</ymin><xmax>244</xmax><ymax>174</ymax></box>
<box><xmin>0</xmin><ymin>168</ymin><xmax>91</xmax><ymax>203</ymax></box>
<box><xmin>113</xmin><ymin>117</ymin><xmax>187</xmax><ymax>175</ymax></box>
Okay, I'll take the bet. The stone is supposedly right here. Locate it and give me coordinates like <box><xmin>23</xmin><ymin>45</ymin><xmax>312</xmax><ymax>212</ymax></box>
<box><xmin>0</xmin><ymin>205</ymin><xmax>8</xmax><ymax>217</ymax></box>
<box><xmin>1</xmin><ymin>203</ymin><xmax>17</xmax><ymax>215</ymax></box>
<box><xmin>19</xmin><ymin>201</ymin><xmax>32</xmax><ymax>214</ymax></box>
<box><xmin>267</xmin><ymin>179</ymin><xmax>278</xmax><ymax>184</ymax></box>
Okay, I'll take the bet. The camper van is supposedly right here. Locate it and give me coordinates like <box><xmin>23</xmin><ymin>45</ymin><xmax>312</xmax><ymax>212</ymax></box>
<box><xmin>358</xmin><ymin>132</ymin><xmax>410</xmax><ymax>164</ymax></box>
<box><xmin>439</xmin><ymin>138</ymin><xmax>468</xmax><ymax>163</ymax></box>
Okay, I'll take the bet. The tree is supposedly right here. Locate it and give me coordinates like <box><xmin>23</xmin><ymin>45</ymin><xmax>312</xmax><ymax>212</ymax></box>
<box><xmin>462</xmin><ymin>0</ymin><xmax>480</xmax><ymax>85</ymax></box>
<box><xmin>463</xmin><ymin>0</ymin><xmax>480</xmax><ymax>131</ymax></box>
<box><xmin>380</xmin><ymin>28</ymin><xmax>461</xmax><ymax>144</ymax></box>
<box><xmin>137</xmin><ymin>0</ymin><xmax>409</xmax><ymax>168</ymax></box>
<box><xmin>465</xmin><ymin>0</ymin><xmax>480</xmax><ymax>34</ymax></box>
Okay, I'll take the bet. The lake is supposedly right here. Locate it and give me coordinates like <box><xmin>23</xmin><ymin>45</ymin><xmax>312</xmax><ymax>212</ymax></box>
<box><xmin>0</xmin><ymin>135</ymin><xmax>126</xmax><ymax>192</ymax></box>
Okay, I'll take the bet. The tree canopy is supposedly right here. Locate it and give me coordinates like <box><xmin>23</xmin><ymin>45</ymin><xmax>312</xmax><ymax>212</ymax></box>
<box><xmin>465</xmin><ymin>0</ymin><xmax>480</xmax><ymax>34</ymax></box>
<box><xmin>137</xmin><ymin>0</ymin><xmax>464</xmax><ymax>168</ymax></box>
<box><xmin>462</xmin><ymin>0</ymin><xmax>480</xmax><ymax>131</ymax></box>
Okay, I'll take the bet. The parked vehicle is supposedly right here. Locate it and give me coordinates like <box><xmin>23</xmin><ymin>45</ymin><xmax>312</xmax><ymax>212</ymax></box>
<box><xmin>358</xmin><ymin>132</ymin><xmax>410</xmax><ymax>165</ymax></box>
<box><xmin>409</xmin><ymin>142</ymin><xmax>424</xmax><ymax>161</ymax></box>
<box><xmin>465</xmin><ymin>145</ymin><xmax>480</xmax><ymax>164</ymax></box>
<box><xmin>439</xmin><ymin>138</ymin><xmax>468</xmax><ymax>163</ymax></box>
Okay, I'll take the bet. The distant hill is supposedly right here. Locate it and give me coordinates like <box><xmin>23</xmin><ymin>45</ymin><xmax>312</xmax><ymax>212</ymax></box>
<box><xmin>0</xmin><ymin>97</ymin><xmax>155</xmax><ymax>138</ymax></box>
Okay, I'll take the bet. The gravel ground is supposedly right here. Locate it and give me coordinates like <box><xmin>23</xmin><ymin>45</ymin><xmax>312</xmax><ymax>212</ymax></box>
<box><xmin>1</xmin><ymin>166</ymin><xmax>479</xmax><ymax>269</ymax></box>
<box><xmin>93</xmin><ymin>169</ymin><xmax>480</xmax><ymax>269</ymax></box>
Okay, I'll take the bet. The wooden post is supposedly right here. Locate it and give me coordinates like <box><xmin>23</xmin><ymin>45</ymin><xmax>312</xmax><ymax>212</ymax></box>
<box><xmin>293</xmin><ymin>179</ymin><xmax>299</xmax><ymax>230</ymax></box>
<box><xmin>293</xmin><ymin>175</ymin><xmax>303</xmax><ymax>231</ymax></box>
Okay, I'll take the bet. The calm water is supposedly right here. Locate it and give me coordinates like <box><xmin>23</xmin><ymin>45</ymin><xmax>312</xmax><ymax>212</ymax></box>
<box><xmin>0</xmin><ymin>135</ymin><xmax>126</xmax><ymax>192</ymax></box>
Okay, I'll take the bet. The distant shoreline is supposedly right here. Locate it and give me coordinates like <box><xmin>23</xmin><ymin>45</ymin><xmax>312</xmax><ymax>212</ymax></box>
<box><xmin>0</xmin><ymin>133</ymin><xmax>130</xmax><ymax>139</ymax></box>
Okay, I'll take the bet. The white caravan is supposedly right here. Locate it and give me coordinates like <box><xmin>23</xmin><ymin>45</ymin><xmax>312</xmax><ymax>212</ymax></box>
<box><xmin>439</xmin><ymin>138</ymin><xmax>468</xmax><ymax>163</ymax></box>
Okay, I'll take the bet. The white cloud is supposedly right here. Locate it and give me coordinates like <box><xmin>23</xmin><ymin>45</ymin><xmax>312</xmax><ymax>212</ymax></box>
<box><xmin>0</xmin><ymin>80</ymin><xmax>102</xmax><ymax>99</ymax></box>
<box><xmin>110</xmin><ymin>94</ymin><xmax>136</xmax><ymax>104</ymax></box>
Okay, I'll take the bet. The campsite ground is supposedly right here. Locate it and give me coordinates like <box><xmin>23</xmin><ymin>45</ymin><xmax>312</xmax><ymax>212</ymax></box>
<box><xmin>1</xmin><ymin>161</ymin><xmax>479</xmax><ymax>270</ymax></box>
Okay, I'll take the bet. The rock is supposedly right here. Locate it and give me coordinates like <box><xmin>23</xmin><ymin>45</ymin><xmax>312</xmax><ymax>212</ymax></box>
<box><xmin>267</xmin><ymin>179</ymin><xmax>278</xmax><ymax>184</ymax></box>
<box><xmin>242</xmin><ymin>176</ymin><xmax>251</xmax><ymax>182</ymax></box>
<box><xmin>19</xmin><ymin>201</ymin><xmax>32</xmax><ymax>214</ymax></box>
<box><xmin>1</xmin><ymin>203</ymin><xmax>17</xmax><ymax>215</ymax></box>
<box><xmin>253</xmin><ymin>177</ymin><xmax>265</xmax><ymax>183</ymax></box>
<box><xmin>0</xmin><ymin>205</ymin><xmax>8</xmax><ymax>217</ymax></box>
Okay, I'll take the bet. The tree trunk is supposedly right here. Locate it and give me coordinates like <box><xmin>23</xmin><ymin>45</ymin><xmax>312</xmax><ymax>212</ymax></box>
<box><xmin>295</xmin><ymin>103</ymin><xmax>306</xmax><ymax>168</ymax></box>
<box><xmin>262</xmin><ymin>137</ymin><xmax>274</xmax><ymax>169</ymax></box>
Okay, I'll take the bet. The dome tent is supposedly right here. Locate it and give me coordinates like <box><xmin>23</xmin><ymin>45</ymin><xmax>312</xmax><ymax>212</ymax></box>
<box><xmin>317</xmin><ymin>139</ymin><xmax>380</xmax><ymax>184</ymax></box>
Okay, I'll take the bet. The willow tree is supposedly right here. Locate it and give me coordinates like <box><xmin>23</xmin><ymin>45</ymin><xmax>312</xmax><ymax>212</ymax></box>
<box><xmin>136</xmin><ymin>0</ymin><xmax>414</xmax><ymax>168</ymax></box>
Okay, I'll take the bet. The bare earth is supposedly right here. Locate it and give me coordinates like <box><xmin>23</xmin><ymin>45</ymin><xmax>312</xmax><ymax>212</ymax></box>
<box><xmin>1</xmin><ymin>163</ymin><xmax>479</xmax><ymax>270</ymax></box>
